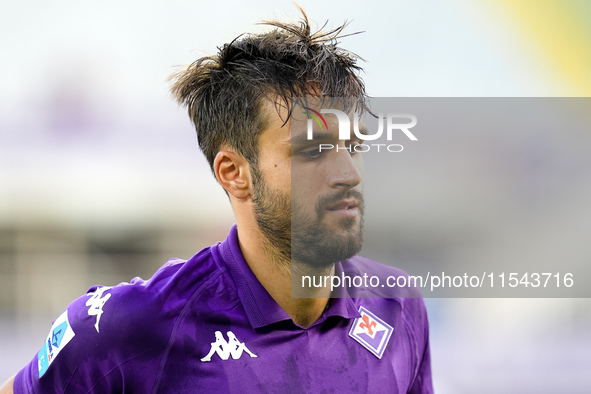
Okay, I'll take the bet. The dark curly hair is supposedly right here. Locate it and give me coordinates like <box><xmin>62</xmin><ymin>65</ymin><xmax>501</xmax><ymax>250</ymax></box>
<box><xmin>170</xmin><ymin>7</ymin><xmax>368</xmax><ymax>172</ymax></box>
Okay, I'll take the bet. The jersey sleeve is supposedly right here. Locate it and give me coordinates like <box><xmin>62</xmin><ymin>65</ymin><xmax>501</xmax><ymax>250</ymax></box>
<box><xmin>14</xmin><ymin>283</ymin><xmax>171</xmax><ymax>393</ymax></box>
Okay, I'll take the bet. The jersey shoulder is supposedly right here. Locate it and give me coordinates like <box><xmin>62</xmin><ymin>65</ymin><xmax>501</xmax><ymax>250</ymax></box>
<box><xmin>68</xmin><ymin>244</ymin><xmax>230</xmax><ymax>357</ymax></box>
<box><xmin>15</xmin><ymin>244</ymin><xmax>230</xmax><ymax>393</ymax></box>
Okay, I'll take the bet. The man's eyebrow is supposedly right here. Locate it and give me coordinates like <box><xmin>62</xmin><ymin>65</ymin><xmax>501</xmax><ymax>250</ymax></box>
<box><xmin>291</xmin><ymin>132</ymin><xmax>334</xmax><ymax>145</ymax></box>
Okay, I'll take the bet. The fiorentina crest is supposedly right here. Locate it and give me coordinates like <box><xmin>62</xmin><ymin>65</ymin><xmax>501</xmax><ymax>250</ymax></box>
<box><xmin>348</xmin><ymin>306</ymin><xmax>394</xmax><ymax>359</ymax></box>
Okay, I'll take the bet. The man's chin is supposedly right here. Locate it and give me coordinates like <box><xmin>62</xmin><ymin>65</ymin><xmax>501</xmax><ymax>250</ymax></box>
<box><xmin>292</xmin><ymin>231</ymin><xmax>363</xmax><ymax>269</ymax></box>
<box><xmin>321</xmin><ymin>215</ymin><xmax>361</xmax><ymax>234</ymax></box>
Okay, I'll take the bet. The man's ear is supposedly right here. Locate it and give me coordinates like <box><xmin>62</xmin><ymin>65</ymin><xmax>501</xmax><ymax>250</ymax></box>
<box><xmin>213</xmin><ymin>149</ymin><xmax>252</xmax><ymax>199</ymax></box>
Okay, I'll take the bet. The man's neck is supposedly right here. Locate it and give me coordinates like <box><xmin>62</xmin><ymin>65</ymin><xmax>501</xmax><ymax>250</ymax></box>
<box><xmin>236</xmin><ymin>222</ymin><xmax>333</xmax><ymax>328</ymax></box>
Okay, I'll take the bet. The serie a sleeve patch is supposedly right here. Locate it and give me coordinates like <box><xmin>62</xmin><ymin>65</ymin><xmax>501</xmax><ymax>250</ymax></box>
<box><xmin>37</xmin><ymin>309</ymin><xmax>75</xmax><ymax>378</ymax></box>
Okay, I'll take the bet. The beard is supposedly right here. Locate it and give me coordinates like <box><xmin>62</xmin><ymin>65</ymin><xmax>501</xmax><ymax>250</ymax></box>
<box><xmin>251</xmin><ymin>168</ymin><xmax>364</xmax><ymax>272</ymax></box>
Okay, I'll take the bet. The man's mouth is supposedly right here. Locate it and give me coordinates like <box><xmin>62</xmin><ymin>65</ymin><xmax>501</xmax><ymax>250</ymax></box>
<box><xmin>316</xmin><ymin>190</ymin><xmax>364</xmax><ymax>220</ymax></box>
<box><xmin>326</xmin><ymin>200</ymin><xmax>359</xmax><ymax>212</ymax></box>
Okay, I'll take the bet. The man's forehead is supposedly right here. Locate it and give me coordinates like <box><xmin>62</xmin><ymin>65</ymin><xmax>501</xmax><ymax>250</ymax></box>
<box><xmin>258</xmin><ymin>96</ymin><xmax>360</xmax><ymax>144</ymax></box>
<box><xmin>258</xmin><ymin>98</ymin><xmax>292</xmax><ymax>143</ymax></box>
<box><xmin>292</xmin><ymin>99</ymin><xmax>365</xmax><ymax>142</ymax></box>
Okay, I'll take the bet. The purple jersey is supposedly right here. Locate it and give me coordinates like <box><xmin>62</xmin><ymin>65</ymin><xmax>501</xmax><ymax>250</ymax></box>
<box><xmin>15</xmin><ymin>225</ymin><xmax>433</xmax><ymax>393</ymax></box>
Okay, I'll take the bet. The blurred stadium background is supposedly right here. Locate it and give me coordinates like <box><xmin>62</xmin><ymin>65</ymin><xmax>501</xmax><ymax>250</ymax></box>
<box><xmin>1</xmin><ymin>0</ymin><xmax>590</xmax><ymax>392</ymax></box>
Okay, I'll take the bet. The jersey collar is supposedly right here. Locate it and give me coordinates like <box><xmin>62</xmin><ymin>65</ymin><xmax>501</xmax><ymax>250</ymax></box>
<box><xmin>217</xmin><ymin>224</ymin><xmax>360</xmax><ymax>329</ymax></box>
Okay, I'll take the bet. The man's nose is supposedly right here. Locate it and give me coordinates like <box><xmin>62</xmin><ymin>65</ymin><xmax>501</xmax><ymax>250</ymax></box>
<box><xmin>327</xmin><ymin>146</ymin><xmax>362</xmax><ymax>189</ymax></box>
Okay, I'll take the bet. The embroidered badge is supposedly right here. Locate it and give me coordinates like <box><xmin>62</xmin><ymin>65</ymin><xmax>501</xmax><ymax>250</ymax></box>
<box><xmin>37</xmin><ymin>310</ymin><xmax>75</xmax><ymax>378</ymax></box>
<box><xmin>348</xmin><ymin>306</ymin><xmax>394</xmax><ymax>359</ymax></box>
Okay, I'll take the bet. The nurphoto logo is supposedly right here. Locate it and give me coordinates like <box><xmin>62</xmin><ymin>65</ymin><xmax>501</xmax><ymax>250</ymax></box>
<box><xmin>303</xmin><ymin>107</ymin><xmax>418</xmax><ymax>153</ymax></box>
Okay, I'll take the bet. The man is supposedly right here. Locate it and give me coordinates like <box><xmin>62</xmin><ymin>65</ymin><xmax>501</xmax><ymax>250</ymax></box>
<box><xmin>1</xmin><ymin>10</ymin><xmax>433</xmax><ymax>393</ymax></box>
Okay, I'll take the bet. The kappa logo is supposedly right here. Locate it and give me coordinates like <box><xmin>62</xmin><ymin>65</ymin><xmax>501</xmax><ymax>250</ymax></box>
<box><xmin>37</xmin><ymin>310</ymin><xmax>75</xmax><ymax>378</ymax></box>
<box><xmin>200</xmin><ymin>331</ymin><xmax>257</xmax><ymax>362</ymax></box>
<box><xmin>348</xmin><ymin>306</ymin><xmax>394</xmax><ymax>359</ymax></box>
<box><xmin>86</xmin><ymin>286</ymin><xmax>112</xmax><ymax>333</ymax></box>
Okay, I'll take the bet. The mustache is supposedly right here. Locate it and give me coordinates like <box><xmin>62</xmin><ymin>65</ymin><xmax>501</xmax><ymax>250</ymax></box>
<box><xmin>314</xmin><ymin>189</ymin><xmax>364</xmax><ymax>217</ymax></box>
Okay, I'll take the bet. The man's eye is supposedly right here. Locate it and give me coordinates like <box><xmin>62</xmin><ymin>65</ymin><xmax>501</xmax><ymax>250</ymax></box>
<box><xmin>348</xmin><ymin>141</ymin><xmax>361</xmax><ymax>155</ymax></box>
<box><xmin>301</xmin><ymin>148</ymin><xmax>322</xmax><ymax>159</ymax></box>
